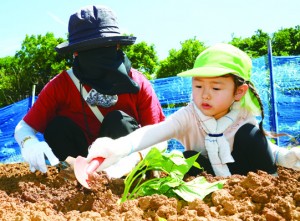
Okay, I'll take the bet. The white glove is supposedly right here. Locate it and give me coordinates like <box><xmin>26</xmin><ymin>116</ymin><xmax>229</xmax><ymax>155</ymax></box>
<box><xmin>276</xmin><ymin>147</ymin><xmax>300</xmax><ymax>170</ymax></box>
<box><xmin>86</xmin><ymin>137</ymin><xmax>132</xmax><ymax>171</ymax></box>
<box><xmin>21</xmin><ymin>138</ymin><xmax>59</xmax><ymax>173</ymax></box>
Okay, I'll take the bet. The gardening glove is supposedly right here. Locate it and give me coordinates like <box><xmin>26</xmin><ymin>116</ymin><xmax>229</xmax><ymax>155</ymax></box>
<box><xmin>275</xmin><ymin>147</ymin><xmax>300</xmax><ymax>170</ymax></box>
<box><xmin>87</xmin><ymin>137</ymin><xmax>133</xmax><ymax>171</ymax></box>
<box><xmin>21</xmin><ymin>138</ymin><xmax>59</xmax><ymax>173</ymax></box>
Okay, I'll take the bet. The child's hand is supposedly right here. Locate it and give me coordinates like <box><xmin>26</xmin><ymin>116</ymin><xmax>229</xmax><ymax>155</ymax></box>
<box><xmin>86</xmin><ymin>137</ymin><xmax>132</xmax><ymax>171</ymax></box>
<box><xmin>276</xmin><ymin>147</ymin><xmax>300</xmax><ymax>170</ymax></box>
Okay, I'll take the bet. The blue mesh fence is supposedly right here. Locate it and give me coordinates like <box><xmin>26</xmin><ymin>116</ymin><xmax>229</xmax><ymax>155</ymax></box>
<box><xmin>1</xmin><ymin>55</ymin><xmax>300</xmax><ymax>163</ymax></box>
<box><xmin>0</xmin><ymin>97</ymin><xmax>43</xmax><ymax>163</ymax></box>
<box><xmin>0</xmin><ymin>98</ymin><xmax>31</xmax><ymax>163</ymax></box>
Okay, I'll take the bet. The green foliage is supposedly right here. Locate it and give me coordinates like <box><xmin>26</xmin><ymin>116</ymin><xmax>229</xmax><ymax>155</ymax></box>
<box><xmin>156</xmin><ymin>38</ymin><xmax>206</xmax><ymax>79</ymax></box>
<box><xmin>122</xmin><ymin>41</ymin><xmax>159</xmax><ymax>80</ymax></box>
<box><xmin>230</xmin><ymin>29</ymin><xmax>270</xmax><ymax>58</ymax></box>
<box><xmin>272</xmin><ymin>25</ymin><xmax>300</xmax><ymax>56</ymax></box>
<box><xmin>0</xmin><ymin>56</ymin><xmax>28</xmax><ymax>106</ymax></box>
<box><xmin>229</xmin><ymin>26</ymin><xmax>300</xmax><ymax>57</ymax></box>
<box><xmin>0</xmin><ymin>33</ymin><xmax>72</xmax><ymax>107</ymax></box>
<box><xmin>15</xmin><ymin>32</ymin><xmax>72</xmax><ymax>93</ymax></box>
<box><xmin>121</xmin><ymin>148</ymin><xmax>226</xmax><ymax>203</ymax></box>
<box><xmin>1</xmin><ymin>25</ymin><xmax>300</xmax><ymax>107</ymax></box>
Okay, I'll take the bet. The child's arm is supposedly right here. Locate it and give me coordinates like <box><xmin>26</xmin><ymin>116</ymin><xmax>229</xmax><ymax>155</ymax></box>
<box><xmin>87</xmin><ymin>120</ymin><xmax>175</xmax><ymax>170</ymax></box>
<box><xmin>101</xmin><ymin>141</ymin><xmax>168</xmax><ymax>178</ymax></box>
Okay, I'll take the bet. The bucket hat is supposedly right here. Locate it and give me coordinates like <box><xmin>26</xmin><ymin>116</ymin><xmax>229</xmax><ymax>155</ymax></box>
<box><xmin>55</xmin><ymin>5</ymin><xmax>136</xmax><ymax>54</ymax></box>
<box><xmin>178</xmin><ymin>43</ymin><xmax>261</xmax><ymax>115</ymax></box>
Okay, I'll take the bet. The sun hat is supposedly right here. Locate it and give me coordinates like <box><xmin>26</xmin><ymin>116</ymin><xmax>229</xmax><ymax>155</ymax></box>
<box><xmin>55</xmin><ymin>5</ymin><xmax>136</xmax><ymax>54</ymax></box>
<box><xmin>178</xmin><ymin>43</ymin><xmax>252</xmax><ymax>79</ymax></box>
<box><xmin>178</xmin><ymin>43</ymin><xmax>261</xmax><ymax>115</ymax></box>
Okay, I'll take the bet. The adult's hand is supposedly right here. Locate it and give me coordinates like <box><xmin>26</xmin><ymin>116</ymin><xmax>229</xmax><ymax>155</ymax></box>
<box><xmin>21</xmin><ymin>139</ymin><xmax>59</xmax><ymax>173</ymax></box>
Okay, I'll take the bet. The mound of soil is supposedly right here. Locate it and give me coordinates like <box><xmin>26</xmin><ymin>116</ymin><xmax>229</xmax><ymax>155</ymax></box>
<box><xmin>0</xmin><ymin>162</ymin><xmax>299</xmax><ymax>220</ymax></box>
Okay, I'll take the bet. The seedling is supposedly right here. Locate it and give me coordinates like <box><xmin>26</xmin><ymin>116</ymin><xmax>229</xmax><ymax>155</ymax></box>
<box><xmin>121</xmin><ymin>148</ymin><xmax>226</xmax><ymax>203</ymax></box>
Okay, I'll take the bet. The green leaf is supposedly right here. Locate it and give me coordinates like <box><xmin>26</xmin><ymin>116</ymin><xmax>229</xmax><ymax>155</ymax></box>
<box><xmin>135</xmin><ymin>177</ymin><xmax>175</xmax><ymax>197</ymax></box>
<box><xmin>173</xmin><ymin>177</ymin><xmax>227</xmax><ymax>202</ymax></box>
<box><xmin>162</xmin><ymin>150</ymin><xmax>200</xmax><ymax>179</ymax></box>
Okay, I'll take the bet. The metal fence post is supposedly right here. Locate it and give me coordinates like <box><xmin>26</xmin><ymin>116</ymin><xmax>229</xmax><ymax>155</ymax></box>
<box><xmin>267</xmin><ymin>40</ymin><xmax>279</xmax><ymax>145</ymax></box>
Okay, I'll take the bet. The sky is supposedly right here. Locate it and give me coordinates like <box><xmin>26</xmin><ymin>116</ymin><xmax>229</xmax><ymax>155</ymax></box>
<box><xmin>1</xmin><ymin>0</ymin><xmax>300</xmax><ymax>60</ymax></box>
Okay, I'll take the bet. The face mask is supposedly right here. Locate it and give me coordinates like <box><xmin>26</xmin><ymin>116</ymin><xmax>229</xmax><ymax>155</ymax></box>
<box><xmin>73</xmin><ymin>47</ymin><xmax>140</xmax><ymax>95</ymax></box>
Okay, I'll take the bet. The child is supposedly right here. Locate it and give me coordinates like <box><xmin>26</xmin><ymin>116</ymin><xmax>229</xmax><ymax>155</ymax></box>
<box><xmin>87</xmin><ymin>43</ymin><xmax>300</xmax><ymax>177</ymax></box>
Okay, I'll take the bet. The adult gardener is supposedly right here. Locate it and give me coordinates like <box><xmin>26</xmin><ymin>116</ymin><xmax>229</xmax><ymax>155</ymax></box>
<box><xmin>14</xmin><ymin>5</ymin><xmax>165</xmax><ymax>176</ymax></box>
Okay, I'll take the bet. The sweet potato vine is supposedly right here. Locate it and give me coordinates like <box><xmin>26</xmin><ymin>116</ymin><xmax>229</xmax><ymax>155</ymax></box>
<box><xmin>121</xmin><ymin>148</ymin><xmax>226</xmax><ymax>203</ymax></box>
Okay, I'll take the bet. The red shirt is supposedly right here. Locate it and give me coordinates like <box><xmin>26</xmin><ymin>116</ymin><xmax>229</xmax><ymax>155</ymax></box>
<box><xmin>24</xmin><ymin>69</ymin><xmax>165</xmax><ymax>144</ymax></box>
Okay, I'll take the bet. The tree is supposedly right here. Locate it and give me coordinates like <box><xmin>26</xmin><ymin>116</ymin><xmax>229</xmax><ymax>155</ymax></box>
<box><xmin>14</xmin><ymin>32</ymin><xmax>72</xmax><ymax>96</ymax></box>
<box><xmin>0</xmin><ymin>56</ymin><xmax>20</xmax><ymax>106</ymax></box>
<box><xmin>272</xmin><ymin>26</ymin><xmax>300</xmax><ymax>56</ymax></box>
<box><xmin>0</xmin><ymin>32</ymin><xmax>72</xmax><ymax>107</ymax></box>
<box><xmin>230</xmin><ymin>29</ymin><xmax>270</xmax><ymax>58</ymax></box>
<box><xmin>229</xmin><ymin>26</ymin><xmax>300</xmax><ymax>57</ymax></box>
<box><xmin>122</xmin><ymin>41</ymin><xmax>159</xmax><ymax>80</ymax></box>
<box><xmin>156</xmin><ymin>38</ymin><xmax>206</xmax><ymax>79</ymax></box>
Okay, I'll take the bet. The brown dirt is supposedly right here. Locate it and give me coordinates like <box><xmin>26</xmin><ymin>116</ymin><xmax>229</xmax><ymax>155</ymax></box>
<box><xmin>0</xmin><ymin>162</ymin><xmax>299</xmax><ymax>221</ymax></box>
